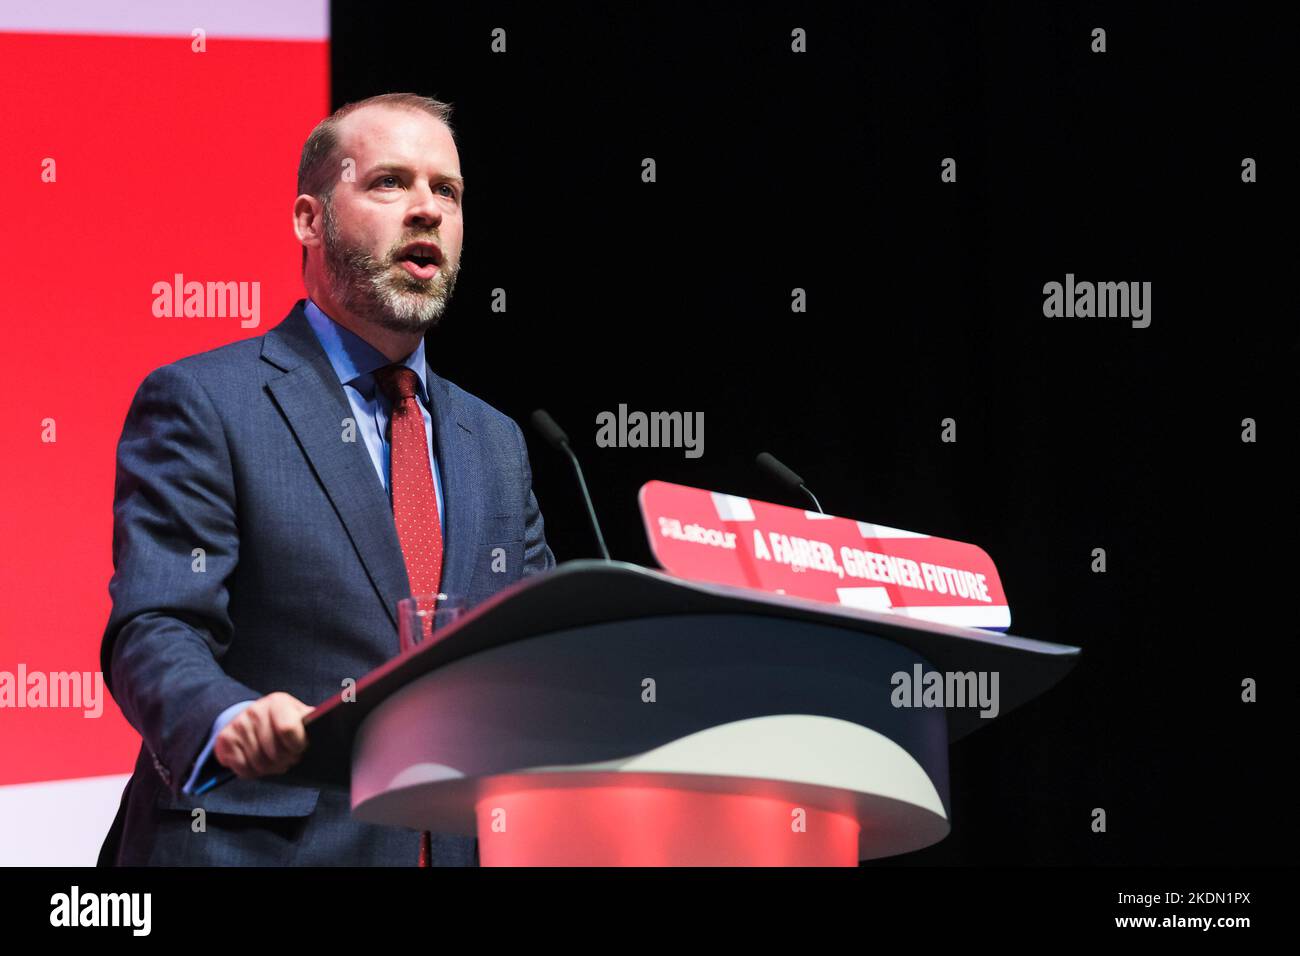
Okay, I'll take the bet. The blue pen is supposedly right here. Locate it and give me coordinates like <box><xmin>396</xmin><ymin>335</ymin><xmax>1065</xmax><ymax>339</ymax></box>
<box><xmin>192</xmin><ymin>767</ymin><xmax>236</xmax><ymax>796</ymax></box>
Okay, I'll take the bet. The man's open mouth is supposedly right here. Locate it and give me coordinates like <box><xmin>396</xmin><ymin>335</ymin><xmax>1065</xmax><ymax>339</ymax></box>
<box><xmin>396</xmin><ymin>241</ymin><xmax>442</xmax><ymax>280</ymax></box>
<box><xmin>398</xmin><ymin>241</ymin><xmax>442</xmax><ymax>268</ymax></box>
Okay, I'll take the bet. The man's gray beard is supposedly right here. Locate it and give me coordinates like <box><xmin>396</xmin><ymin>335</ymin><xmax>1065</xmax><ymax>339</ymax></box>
<box><xmin>321</xmin><ymin>200</ymin><xmax>459</xmax><ymax>335</ymax></box>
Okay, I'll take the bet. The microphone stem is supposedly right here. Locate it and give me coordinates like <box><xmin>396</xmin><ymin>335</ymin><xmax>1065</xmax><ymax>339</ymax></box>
<box><xmin>561</xmin><ymin>442</ymin><xmax>611</xmax><ymax>560</ymax></box>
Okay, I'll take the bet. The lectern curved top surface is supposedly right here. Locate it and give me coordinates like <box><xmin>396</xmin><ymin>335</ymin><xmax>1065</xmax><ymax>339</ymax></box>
<box><xmin>293</xmin><ymin>560</ymin><xmax>1080</xmax><ymax>786</ymax></box>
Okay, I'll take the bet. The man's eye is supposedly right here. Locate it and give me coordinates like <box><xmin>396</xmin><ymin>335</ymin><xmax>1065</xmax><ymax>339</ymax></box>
<box><xmin>438</xmin><ymin>184</ymin><xmax>458</xmax><ymax>199</ymax></box>
<box><xmin>375</xmin><ymin>175</ymin><xmax>400</xmax><ymax>188</ymax></box>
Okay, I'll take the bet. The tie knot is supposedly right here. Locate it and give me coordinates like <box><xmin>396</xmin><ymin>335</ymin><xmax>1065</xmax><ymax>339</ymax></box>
<box><xmin>374</xmin><ymin>364</ymin><xmax>419</xmax><ymax>403</ymax></box>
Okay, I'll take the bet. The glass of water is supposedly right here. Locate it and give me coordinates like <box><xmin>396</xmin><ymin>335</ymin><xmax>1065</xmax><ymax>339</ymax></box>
<box><xmin>397</xmin><ymin>592</ymin><xmax>465</xmax><ymax>653</ymax></box>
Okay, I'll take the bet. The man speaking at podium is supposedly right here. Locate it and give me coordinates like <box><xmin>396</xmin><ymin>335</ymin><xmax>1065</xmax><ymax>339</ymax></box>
<box><xmin>97</xmin><ymin>93</ymin><xmax>556</xmax><ymax>866</ymax></box>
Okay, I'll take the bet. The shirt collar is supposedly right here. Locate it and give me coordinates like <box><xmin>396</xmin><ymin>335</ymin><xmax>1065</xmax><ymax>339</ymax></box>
<box><xmin>303</xmin><ymin>297</ymin><xmax>430</xmax><ymax>403</ymax></box>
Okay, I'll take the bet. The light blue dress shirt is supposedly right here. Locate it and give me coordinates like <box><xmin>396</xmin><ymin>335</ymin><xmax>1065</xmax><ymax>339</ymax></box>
<box><xmin>182</xmin><ymin>298</ymin><xmax>445</xmax><ymax>794</ymax></box>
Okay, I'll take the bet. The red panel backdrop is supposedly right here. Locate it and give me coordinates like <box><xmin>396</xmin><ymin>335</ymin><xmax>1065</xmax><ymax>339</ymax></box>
<box><xmin>0</xmin><ymin>28</ymin><xmax>328</xmax><ymax>813</ymax></box>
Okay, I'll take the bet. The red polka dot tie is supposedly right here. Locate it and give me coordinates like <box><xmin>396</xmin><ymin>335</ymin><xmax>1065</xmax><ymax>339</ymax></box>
<box><xmin>374</xmin><ymin>364</ymin><xmax>444</xmax><ymax>869</ymax></box>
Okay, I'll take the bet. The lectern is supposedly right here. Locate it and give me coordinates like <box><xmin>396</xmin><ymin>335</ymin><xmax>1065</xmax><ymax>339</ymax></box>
<box><xmin>292</xmin><ymin>560</ymin><xmax>1079</xmax><ymax>865</ymax></box>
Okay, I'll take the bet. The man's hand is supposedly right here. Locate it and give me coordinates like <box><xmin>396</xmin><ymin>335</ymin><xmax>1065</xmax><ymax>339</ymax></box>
<box><xmin>213</xmin><ymin>692</ymin><xmax>313</xmax><ymax>780</ymax></box>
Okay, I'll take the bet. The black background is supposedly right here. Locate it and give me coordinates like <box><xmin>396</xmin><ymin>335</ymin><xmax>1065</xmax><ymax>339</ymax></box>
<box><xmin>330</xmin><ymin>0</ymin><xmax>1292</xmax><ymax>865</ymax></box>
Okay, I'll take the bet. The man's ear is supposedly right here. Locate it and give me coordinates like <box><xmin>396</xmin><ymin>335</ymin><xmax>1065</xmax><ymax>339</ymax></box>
<box><xmin>292</xmin><ymin>194</ymin><xmax>324</xmax><ymax>248</ymax></box>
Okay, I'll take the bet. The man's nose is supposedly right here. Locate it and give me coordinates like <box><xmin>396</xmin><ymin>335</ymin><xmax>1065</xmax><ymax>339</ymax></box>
<box><xmin>404</xmin><ymin>182</ymin><xmax>443</xmax><ymax>227</ymax></box>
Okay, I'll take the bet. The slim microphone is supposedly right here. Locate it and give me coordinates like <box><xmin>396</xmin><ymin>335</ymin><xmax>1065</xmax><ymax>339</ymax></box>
<box><xmin>531</xmin><ymin>409</ymin><xmax>611</xmax><ymax>560</ymax></box>
<box><xmin>756</xmin><ymin>451</ymin><xmax>825</xmax><ymax>514</ymax></box>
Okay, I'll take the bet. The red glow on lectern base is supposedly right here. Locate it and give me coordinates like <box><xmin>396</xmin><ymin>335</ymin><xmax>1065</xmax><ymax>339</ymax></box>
<box><xmin>475</xmin><ymin>785</ymin><xmax>860</xmax><ymax>866</ymax></box>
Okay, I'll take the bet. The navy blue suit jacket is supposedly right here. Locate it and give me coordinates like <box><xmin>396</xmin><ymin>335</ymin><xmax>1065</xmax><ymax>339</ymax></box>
<box><xmin>97</xmin><ymin>299</ymin><xmax>555</xmax><ymax>865</ymax></box>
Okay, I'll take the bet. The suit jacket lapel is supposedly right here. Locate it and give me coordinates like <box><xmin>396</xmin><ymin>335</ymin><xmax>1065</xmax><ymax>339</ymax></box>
<box><xmin>261</xmin><ymin>301</ymin><xmax>412</xmax><ymax>633</ymax></box>
<box><xmin>425</xmin><ymin>364</ymin><xmax>483</xmax><ymax>607</ymax></box>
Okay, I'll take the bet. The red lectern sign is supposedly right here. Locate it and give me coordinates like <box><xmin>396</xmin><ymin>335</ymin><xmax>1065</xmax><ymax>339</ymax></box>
<box><xmin>638</xmin><ymin>480</ymin><xmax>1010</xmax><ymax>631</ymax></box>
